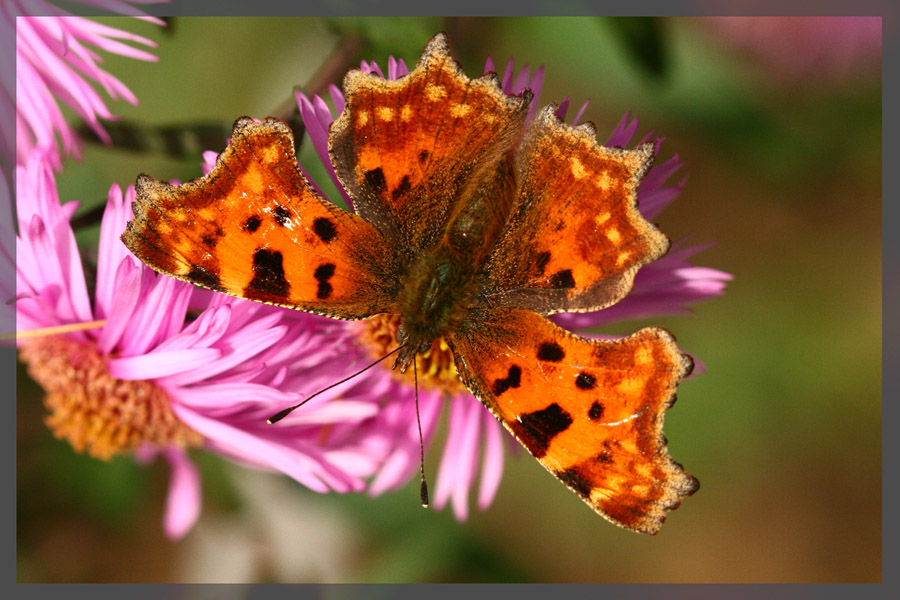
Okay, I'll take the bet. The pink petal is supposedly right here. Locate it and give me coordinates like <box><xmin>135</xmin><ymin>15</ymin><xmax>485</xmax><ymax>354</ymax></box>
<box><xmin>605</xmin><ymin>111</ymin><xmax>638</xmax><ymax>147</ymax></box>
<box><xmin>161</xmin><ymin>446</ymin><xmax>202</xmax><ymax>540</ymax></box>
<box><xmin>118</xmin><ymin>273</ymin><xmax>179</xmax><ymax>355</ymax></box>
<box><xmin>96</xmin><ymin>259</ymin><xmax>142</xmax><ymax>354</ymax></box>
<box><xmin>434</xmin><ymin>396</ymin><xmax>473</xmax><ymax>513</ymax></box>
<box><xmin>367</xmin><ymin>389</ymin><xmax>443</xmax><ymax>496</ymax></box>
<box><xmin>174</xmin><ymin>382</ymin><xmax>299</xmax><ymax>407</ymax></box>
<box><xmin>500</xmin><ymin>58</ymin><xmax>515</xmax><ymax>93</ymax></box>
<box><xmin>108</xmin><ymin>348</ymin><xmax>222</xmax><ymax>380</ymax></box>
<box><xmin>555</xmin><ymin>97</ymin><xmax>570</xmax><ymax>120</ymax></box>
<box><xmin>174</xmin><ymin>405</ymin><xmax>354</xmax><ymax>493</ymax></box>
<box><xmin>328</xmin><ymin>83</ymin><xmax>344</xmax><ymax>115</ymax></box>
<box><xmin>571</xmin><ymin>99</ymin><xmax>590</xmax><ymax>127</ymax></box>
<box><xmin>450</xmin><ymin>398</ymin><xmax>483</xmax><ymax>521</ymax></box>
<box><xmin>511</xmin><ymin>64</ymin><xmax>530</xmax><ymax>94</ymax></box>
<box><xmin>153</xmin><ymin>304</ymin><xmax>231</xmax><ymax>353</ymax></box>
<box><xmin>477</xmin><ymin>413</ymin><xmax>505</xmax><ymax>510</ymax></box>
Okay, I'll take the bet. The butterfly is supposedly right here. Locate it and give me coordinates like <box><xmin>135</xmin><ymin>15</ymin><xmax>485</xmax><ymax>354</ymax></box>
<box><xmin>122</xmin><ymin>32</ymin><xmax>698</xmax><ymax>534</ymax></box>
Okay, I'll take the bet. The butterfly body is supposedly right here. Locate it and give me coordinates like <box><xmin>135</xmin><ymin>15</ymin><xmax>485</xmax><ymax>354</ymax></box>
<box><xmin>394</xmin><ymin>247</ymin><xmax>478</xmax><ymax>369</ymax></box>
<box><xmin>122</xmin><ymin>33</ymin><xmax>699</xmax><ymax>534</ymax></box>
<box><xmin>395</xmin><ymin>155</ymin><xmax>517</xmax><ymax>370</ymax></box>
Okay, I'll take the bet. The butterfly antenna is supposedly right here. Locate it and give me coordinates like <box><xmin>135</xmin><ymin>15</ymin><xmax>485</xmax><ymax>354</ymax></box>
<box><xmin>414</xmin><ymin>356</ymin><xmax>430</xmax><ymax>508</ymax></box>
<box><xmin>267</xmin><ymin>345</ymin><xmax>405</xmax><ymax>424</ymax></box>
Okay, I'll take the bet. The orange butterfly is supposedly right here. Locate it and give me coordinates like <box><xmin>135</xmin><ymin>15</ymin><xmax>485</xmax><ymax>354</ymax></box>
<box><xmin>122</xmin><ymin>33</ymin><xmax>698</xmax><ymax>534</ymax></box>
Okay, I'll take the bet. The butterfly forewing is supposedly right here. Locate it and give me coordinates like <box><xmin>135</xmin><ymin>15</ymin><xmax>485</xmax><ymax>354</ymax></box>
<box><xmin>328</xmin><ymin>33</ymin><xmax>530</xmax><ymax>252</ymax></box>
<box><xmin>448</xmin><ymin>307</ymin><xmax>698</xmax><ymax>534</ymax></box>
<box><xmin>485</xmin><ymin>106</ymin><xmax>668</xmax><ymax>316</ymax></box>
<box><xmin>123</xmin><ymin>118</ymin><xmax>396</xmax><ymax>320</ymax></box>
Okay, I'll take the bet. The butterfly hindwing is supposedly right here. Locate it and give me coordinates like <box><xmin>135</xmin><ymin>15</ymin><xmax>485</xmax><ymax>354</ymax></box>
<box><xmin>123</xmin><ymin>117</ymin><xmax>396</xmax><ymax>320</ymax></box>
<box><xmin>328</xmin><ymin>33</ymin><xmax>530</xmax><ymax>252</ymax></box>
<box><xmin>448</xmin><ymin>307</ymin><xmax>698</xmax><ymax>534</ymax></box>
<box><xmin>485</xmin><ymin>106</ymin><xmax>669</xmax><ymax>315</ymax></box>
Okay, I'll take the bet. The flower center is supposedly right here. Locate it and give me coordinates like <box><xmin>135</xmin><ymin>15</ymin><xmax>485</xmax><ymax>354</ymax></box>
<box><xmin>19</xmin><ymin>335</ymin><xmax>202</xmax><ymax>460</ymax></box>
<box><xmin>355</xmin><ymin>314</ymin><xmax>465</xmax><ymax>394</ymax></box>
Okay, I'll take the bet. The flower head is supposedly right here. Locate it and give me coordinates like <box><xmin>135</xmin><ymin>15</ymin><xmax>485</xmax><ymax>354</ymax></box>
<box><xmin>10</xmin><ymin>1</ymin><xmax>166</xmax><ymax>170</ymax></box>
<box><xmin>294</xmin><ymin>47</ymin><xmax>731</xmax><ymax>520</ymax></box>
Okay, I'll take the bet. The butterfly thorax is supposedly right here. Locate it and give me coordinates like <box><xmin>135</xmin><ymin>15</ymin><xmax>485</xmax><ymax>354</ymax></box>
<box><xmin>394</xmin><ymin>155</ymin><xmax>517</xmax><ymax>372</ymax></box>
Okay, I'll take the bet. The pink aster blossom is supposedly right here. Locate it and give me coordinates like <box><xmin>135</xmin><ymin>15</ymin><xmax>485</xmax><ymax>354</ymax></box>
<box><xmin>15</xmin><ymin>150</ymin><xmax>392</xmax><ymax>539</ymax></box>
<box><xmin>293</xmin><ymin>49</ymin><xmax>731</xmax><ymax>521</ymax></box>
<box><xmin>9</xmin><ymin>1</ymin><xmax>167</xmax><ymax>170</ymax></box>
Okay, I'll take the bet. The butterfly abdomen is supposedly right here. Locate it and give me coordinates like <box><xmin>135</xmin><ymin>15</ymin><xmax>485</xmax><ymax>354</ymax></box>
<box><xmin>395</xmin><ymin>247</ymin><xmax>479</xmax><ymax>369</ymax></box>
<box><xmin>394</xmin><ymin>152</ymin><xmax>517</xmax><ymax>370</ymax></box>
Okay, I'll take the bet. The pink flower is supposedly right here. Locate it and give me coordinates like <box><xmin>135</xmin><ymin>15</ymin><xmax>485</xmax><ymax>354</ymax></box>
<box><xmin>293</xmin><ymin>48</ymin><xmax>731</xmax><ymax>521</ymax></box>
<box><xmin>9</xmin><ymin>1</ymin><xmax>167</xmax><ymax>170</ymax></box>
<box><xmin>15</xmin><ymin>150</ymin><xmax>392</xmax><ymax>539</ymax></box>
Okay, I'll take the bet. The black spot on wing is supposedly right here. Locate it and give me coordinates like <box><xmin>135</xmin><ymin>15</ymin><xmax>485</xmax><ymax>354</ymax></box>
<box><xmin>273</xmin><ymin>205</ymin><xmax>291</xmax><ymax>226</ymax></box>
<box><xmin>392</xmin><ymin>175</ymin><xmax>411</xmax><ymax>201</ymax></box>
<box><xmin>364</xmin><ymin>168</ymin><xmax>387</xmax><ymax>195</ymax></box>
<box><xmin>244</xmin><ymin>248</ymin><xmax>289</xmax><ymax>302</ymax></box>
<box><xmin>557</xmin><ymin>467</ymin><xmax>592</xmax><ymax>499</ymax></box>
<box><xmin>243</xmin><ymin>215</ymin><xmax>262</xmax><ymax>232</ymax></box>
<box><xmin>576</xmin><ymin>372</ymin><xmax>597</xmax><ymax>390</ymax></box>
<box><xmin>511</xmin><ymin>402</ymin><xmax>573</xmax><ymax>459</ymax></box>
<box><xmin>557</xmin><ymin>452</ymin><xmax>614</xmax><ymax>500</ymax></box>
<box><xmin>312</xmin><ymin>217</ymin><xmax>337</xmax><ymax>243</ymax></box>
<box><xmin>492</xmin><ymin>365</ymin><xmax>521</xmax><ymax>397</ymax></box>
<box><xmin>187</xmin><ymin>264</ymin><xmax>223</xmax><ymax>291</ymax></box>
<box><xmin>418</xmin><ymin>150</ymin><xmax>429</xmax><ymax>163</ymax></box>
<box><xmin>535</xmin><ymin>251</ymin><xmax>551</xmax><ymax>276</ymax></box>
<box><xmin>588</xmin><ymin>401</ymin><xmax>605</xmax><ymax>421</ymax></box>
<box><xmin>201</xmin><ymin>228</ymin><xmax>224</xmax><ymax>248</ymax></box>
<box><xmin>537</xmin><ymin>341</ymin><xmax>565</xmax><ymax>362</ymax></box>
<box><xmin>314</xmin><ymin>263</ymin><xmax>336</xmax><ymax>299</ymax></box>
<box><xmin>549</xmin><ymin>269</ymin><xmax>575</xmax><ymax>289</ymax></box>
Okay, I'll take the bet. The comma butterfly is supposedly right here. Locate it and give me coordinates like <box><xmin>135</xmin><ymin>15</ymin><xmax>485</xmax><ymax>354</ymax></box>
<box><xmin>122</xmin><ymin>33</ymin><xmax>698</xmax><ymax>534</ymax></box>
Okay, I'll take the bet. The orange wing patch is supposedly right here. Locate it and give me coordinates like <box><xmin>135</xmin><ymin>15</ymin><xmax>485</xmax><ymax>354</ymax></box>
<box><xmin>449</xmin><ymin>307</ymin><xmax>697</xmax><ymax>534</ymax></box>
<box><xmin>485</xmin><ymin>106</ymin><xmax>668</xmax><ymax>315</ymax></box>
<box><xmin>329</xmin><ymin>33</ymin><xmax>530</xmax><ymax>251</ymax></box>
<box><xmin>123</xmin><ymin>117</ymin><xmax>396</xmax><ymax>320</ymax></box>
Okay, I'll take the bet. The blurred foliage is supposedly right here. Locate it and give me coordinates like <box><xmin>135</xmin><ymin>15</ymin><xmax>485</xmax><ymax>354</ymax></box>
<box><xmin>17</xmin><ymin>16</ymin><xmax>881</xmax><ymax>583</ymax></box>
<box><xmin>604</xmin><ymin>17</ymin><xmax>670</xmax><ymax>80</ymax></box>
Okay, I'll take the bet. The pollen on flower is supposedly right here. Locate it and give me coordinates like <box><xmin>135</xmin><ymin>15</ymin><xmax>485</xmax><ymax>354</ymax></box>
<box><xmin>19</xmin><ymin>336</ymin><xmax>202</xmax><ymax>460</ymax></box>
<box><xmin>356</xmin><ymin>314</ymin><xmax>465</xmax><ymax>394</ymax></box>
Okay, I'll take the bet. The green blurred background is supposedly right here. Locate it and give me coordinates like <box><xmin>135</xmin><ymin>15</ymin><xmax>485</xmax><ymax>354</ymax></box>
<box><xmin>16</xmin><ymin>16</ymin><xmax>882</xmax><ymax>583</ymax></box>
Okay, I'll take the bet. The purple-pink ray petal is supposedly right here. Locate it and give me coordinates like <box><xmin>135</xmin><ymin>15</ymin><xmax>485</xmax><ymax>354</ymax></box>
<box><xmin>172</xmin><ymin>383</ymin><xmax>298</xmax><ymax>410</ymax></box>
<box><xmin>449</xmin><ymin>399</ymin><xmax>483</xmax><ymax>521</ymax></box>
<box><xmin>477</xmin><ymin>414</ymin><xmax>505</xmax><ymax>510</ymax></box>
<box><xmin>117</xmin><ymin>272</ymin><xmax>179</xmax><ymax>356</ymax></box>
<box><xmin>571</xmin><ymin>99</ymin><xmax>590</xmax><ymax>127</ymax></box>
<box><xmin>296</xmin><ymin>90</ymin><xmax>353</xmax><ymax>207</ymax></box>
<box><xmin>107</xmin><ymin>348</ymin><xmax>222</xmax><ymax>380</ymax></box>
<box><xmin>161</xmin><ymin>446</ymin><xmax>202</xmax><ymax>540</ymax></box>
<box><xmin>605</xmin><ymin>111</ymin><xmax>638</xmax><ymax>147</ymax></box>
<box><xmin>179</xmin><ymin>405</ymin><xmax>359</xmax><ymax>493</ymax></box>
<box><xmin>96</xmin><ymin>260</ymin><xmax>142</xmax><ymax>354</ymax></box>
<box><xmin>327</xmin><ymin>83</ymin><xmax>344</xmax><ymax>114</ymax></box>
